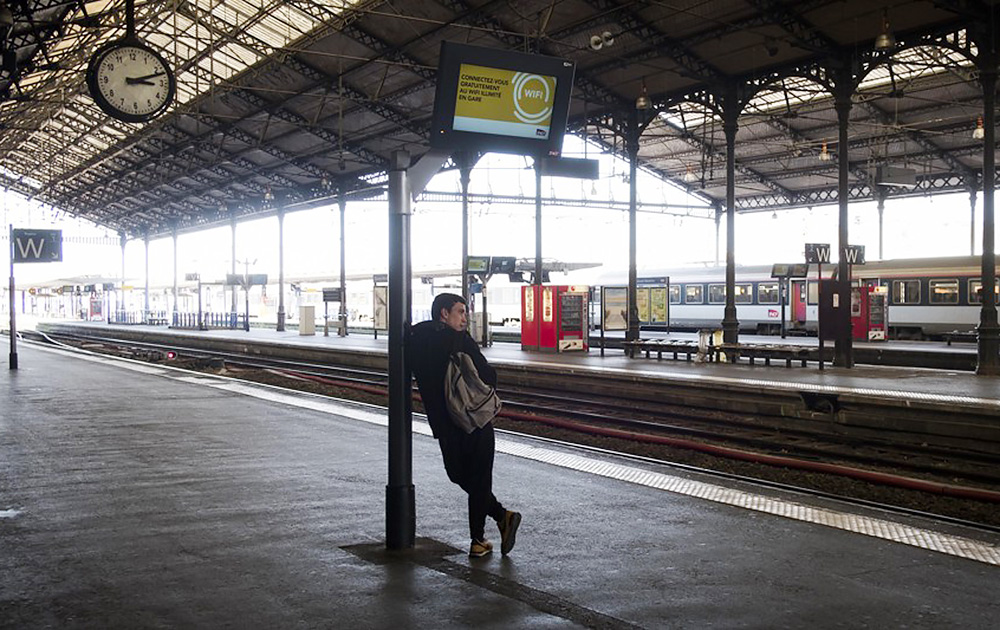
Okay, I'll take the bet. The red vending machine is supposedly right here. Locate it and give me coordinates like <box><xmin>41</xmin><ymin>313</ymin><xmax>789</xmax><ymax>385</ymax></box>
<box><xmin>520</xmin><ymin>285</ymin><xmax>589</xmax><ymax>352</ymax></box>
<box><xmin>851</xmin><ymin>285</ymin><xmax>888</xmax><ymax>341</ymax></box>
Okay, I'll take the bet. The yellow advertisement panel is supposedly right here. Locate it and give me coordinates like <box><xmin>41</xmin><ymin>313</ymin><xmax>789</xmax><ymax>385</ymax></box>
<box><xmin>649</xmin><ymin>288</ymin><xmax>667</xmax><ymax>323</ymax></box>
<box><xmin>454</xmin><ymin>64</ymin><xmax>557</xmax><ymax>139</ymax></box>
<box><xmin>636</xmin><ymin>288</ymin><xmax>650</xmax><ymax>323</ymax></box>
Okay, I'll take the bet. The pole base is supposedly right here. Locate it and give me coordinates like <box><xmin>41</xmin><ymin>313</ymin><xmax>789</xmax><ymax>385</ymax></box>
<box><xmin>385</xmin><ymin>484</ymin><xmax>415</xmax><ymax>550</ymax></box>
<box><xmin>9</xmin><ymin>352</ymin><xmax>17</xmax><ymax>370</ymax></box>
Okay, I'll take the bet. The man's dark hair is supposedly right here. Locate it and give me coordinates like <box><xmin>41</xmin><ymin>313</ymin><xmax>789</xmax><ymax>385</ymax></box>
<box><xmin>432</xmin><ymin>292</ymin><xmax>466</xmax><ymax>321</ymax></box>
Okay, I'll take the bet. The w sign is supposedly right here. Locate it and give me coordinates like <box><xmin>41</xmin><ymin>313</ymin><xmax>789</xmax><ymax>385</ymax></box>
<box><xmin>12</xmin><ymin>229</ymin><xmax>63</xmax><ymax>263</ymax></box>
<box><xmin>804</xmin><ymin>243</ymin><xmax>831</xmax><ymax>264</ymax></box>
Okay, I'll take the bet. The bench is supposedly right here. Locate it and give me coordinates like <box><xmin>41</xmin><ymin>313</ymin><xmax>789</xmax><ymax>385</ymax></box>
<box><xmin>943</xmin><ymin>331</ymin><xmax>977</xmax><ymax>346</ymax></box>
<box><xmin>716</xmin><ymin>343</ymin><xmax>811</xmax><ymax>367</ymax></box>
<box><xmin>623</xmin><ymin>339</ymin><xmax>704</xmax><ymax>362</ymax></box>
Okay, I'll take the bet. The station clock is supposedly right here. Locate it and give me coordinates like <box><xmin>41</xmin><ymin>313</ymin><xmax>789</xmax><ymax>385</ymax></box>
<box><xmin>86</xmin><ymin>38</ymin><xmax>175</xmax><ymax>124</ymax></box>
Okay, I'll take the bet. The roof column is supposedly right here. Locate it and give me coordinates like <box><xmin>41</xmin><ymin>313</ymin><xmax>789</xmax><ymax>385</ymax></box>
<box><xmin>976</xmin><ymin>55</ymin><xmax>999</xmax><ymax>374</ymax></box>
<box><xmin>721</xmin><ymin>86</ymin><xmax>740</xmax><ymax>345</ymax></box>
<box><xmin>276</xmin><ymin>207</ymin><xmax>285</xmax><ymax>332</ymax></box>
<box><xmin>386</xmin><ymin>150</ymin><xmax>414</xmax><ymax>550</ymax></box>
<box><xmin>143</xmin><ymin>230</ymin><xmax>150</xmax><ymax>324</ymax></box>
<box><xmin>230</xmin><ymin>213</ymin><xmax>237</xmax><ymax>320</ymax></box>
<box><xmin>874</xmin><ymin>187</ymin><xmax>887</xmax><ymax>261</ymax></box>
<box><xmin>627</xmin><ymin>109</ymin><xmax>640</xmax><ymax>342</ymax></box>
<box><xmin>967</xmin><ymin>181</ymin><xmax>978</xmax><ymax>257</ymax></box>
<box><xmin>172</xmin><ymin>223</ymin><xmax>179</xmax><ymax>325</ymax></box>
<box><xmin>118</xmin><ymin>231</ymin><xmax>127</xmax><ymax>322</ymax></box>
<box><xmin>338</xmin><ymin>196</ymin><xmax>348</xmax><ymax>337</ymax></box>
<box><xmin>833</xmin><ymin>68</ymin><xmax>854</xmax><ymax>368</ymax></box>
<box><xmin>459</xmin><ymin>152</ymin><xmax>472</xmax><ymax>302</ymax></box>
<box><xmin>534</xmin><ymin>159</ymin><xmax>543</xmax><ymax>287</ymax></box>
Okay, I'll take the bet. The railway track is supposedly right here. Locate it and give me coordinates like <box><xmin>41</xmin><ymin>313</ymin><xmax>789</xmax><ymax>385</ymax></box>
<box><xmin>23</xmin><ymin>328</ymin><xmax>1000</xmax><ymax>529</ymax></box>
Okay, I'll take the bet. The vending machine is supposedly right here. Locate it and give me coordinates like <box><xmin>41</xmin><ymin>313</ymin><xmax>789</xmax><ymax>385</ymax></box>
<box><xmin>851</xmin><ymin>285</ymin><xmax>888</xmax><ymax>341</ymax></box>
<box><xmin>520</xmin><ymin>285</ymin><xmax>589</xmax><ymax>352</ymax></box>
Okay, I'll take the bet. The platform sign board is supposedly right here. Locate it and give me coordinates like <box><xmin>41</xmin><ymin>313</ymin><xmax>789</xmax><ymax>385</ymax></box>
<box><xmin>323</xmin><ymin>287</ymin><xmax>342</xmax><ymax>302</ymax></box>
<box><xmin>601</xmin><ymin>286</ymin><xmax>628</xmax><ymax>331</ymax></box>
<box><xmin>430</xmin><ymin>42</ymin><xmax>576</xmax><ymax>158</ymax></box>
<box><xmin>805</xmin><ymin>243</ymin><xmax>831</xmax><ymax>265</ymax></box>
<box><xmin>843</xmin><ymin>245</ymin><xmax>865</xmax><ymax>265</ymax></box>
<box><xmin>12</xmin><ymin>229</ymin><xmax>62</xmax><ymax>263</ymax></box>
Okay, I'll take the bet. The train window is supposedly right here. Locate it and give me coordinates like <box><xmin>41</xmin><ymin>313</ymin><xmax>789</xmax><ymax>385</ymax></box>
<box><xmin>928</xmin><ymin>279</ymin><xmax>959</xmax><ymax>304</ymax></box>
<box><xmin>735</xmin><ymin>283</ymin><xmax>753</xmax><ymax>304</ymax></box>
<box><xmin>891</xmin><ymin>279</ymin><xmax>921</xmax><ymax>304</ymax></box>
<box><xmin>685</xmin><ymin>284</ymin><xmax>703</xmax><ymax>304</ymax></box>
<box><xmin>807</xmin><ymin>281</ymin><xmax>818</xmax><ymax>305</ymax></box>
<box><xmin>708</xmin><ymin>284</ymin><xmax>726</xmax><ymax>304</ymax></box>
<box><xmin>757</xmin><ymin>282</ymin><xmax>779</xmax><ymax>304</ymax></box>
<box><xmin>968</xmin><ymin>279</ymin><xmax>1000</xmax><ymax>304</ymax></box>
<box><xmin>669</xmin><ymin>285</ymin><xmax>681</xmax><ymax>304</ymax></box>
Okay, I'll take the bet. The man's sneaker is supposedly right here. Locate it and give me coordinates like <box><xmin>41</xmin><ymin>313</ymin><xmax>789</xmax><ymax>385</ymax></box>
<box><xmin>498</xmin><ymin>510</ymin><xmax>522</xmax><ymax>555</ymax></box>
<box><xmin>469</xmin><ymin>539</ymin><xmax>493</xmax><ymax>558</ymax></box>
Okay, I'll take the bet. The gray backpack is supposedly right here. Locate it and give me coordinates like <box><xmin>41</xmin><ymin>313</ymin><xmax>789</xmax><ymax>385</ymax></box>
<box><xmin>444</xmin><ymin>351</ymin><xmax>502</xmax><ymax>433</ymax></box>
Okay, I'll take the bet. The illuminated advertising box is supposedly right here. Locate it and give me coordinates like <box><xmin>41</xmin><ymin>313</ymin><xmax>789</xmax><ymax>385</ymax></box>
<box><xmin>431</xmin><ymin>42</ymin><xmax>575</xmax><ymax>157</ymax></box>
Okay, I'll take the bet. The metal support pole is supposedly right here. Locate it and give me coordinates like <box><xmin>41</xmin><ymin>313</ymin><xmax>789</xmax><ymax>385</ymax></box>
<box><xmin>714</xmin><ymin>204</ymin><xmax>722</xmax><ymax>265</ymax></box>
<box><xmin>339</xmin><ymin>197</ymin><xmax>348</xmax><ymax>337</ymax></box>
<box><xmin>119</xmin><ymin>232</ymin><xmax>126</xmax><ymax>322</ymax></box>
<box><xmin>534</xmin><ymin>162</ymin><xmax>543</xmax><ymax>286</ymax></box>
<box><xmin>8</xmin><ymin>224</ymin><xmax>16</xmax><ymax>370</ymax></box>
<box><xmin>721</xmin><ymin>96</ymin><xmax>739</xmax><ymax>345</ymax></box>
<box><xmin>197</xmin><ymin>276</ymin><xmax>204</xmax><ymax>330</ymax></box>
<box><xmin>277</xmin><ymin>208</ymin><xmax>286</xmax><ymax>332</ymax></box>
<box><xmin>834</xmin><ymin>78</ymin><xmax>854</xmax><ymax>368</ymax></box>
<box><xmin>460</xmin><ymin>154</ymin><xmax>471</xmax><ymax>302</ymax></box>
<box><xmin>386</xmin><ymin>150</ymin><xmax>414</xmax><ymax>550</ymax></box>
<box><xmin>172</xmin><ymin>224</ymin><xmax>179</xmax><ymax>321</ymax></box>
<box><xmin>969</xmin><ymin>183</ymin><xmax>979</xmax><ymax>257</ymax></box>
<box><xmin>875</xmin><ymin>188</ymin><xmax>887</xmax><ymax>261</ymax></box>
<box><xmin>230</xmin><ymin>214</ymin><xmax>238</xmax><ymax>318</ymax></box>
<box><xmin>626</xmin><ymin>111</ymin><xmax>640</xmax><ymax>342</ymax></box>
<box><xmin>977</xmin><ymin>62</ymin><xmax>999</xmax><ymax>374</ymax></box>
<box><xmin>143</xmin><ymin>231</ymin><xmax>150</xmax><ymax>323</ymax></box>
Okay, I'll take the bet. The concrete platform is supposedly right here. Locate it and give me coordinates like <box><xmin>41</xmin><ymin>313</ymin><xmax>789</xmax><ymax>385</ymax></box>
<box><xmin>3</xmin><ymin>342</ymin><xmax>1000</xmax><ymax>628</ymax></box>
<box><xmin>30</xmin><ymin>321</ymin><xmax>1000</xmax><ymax>409</ymax></box>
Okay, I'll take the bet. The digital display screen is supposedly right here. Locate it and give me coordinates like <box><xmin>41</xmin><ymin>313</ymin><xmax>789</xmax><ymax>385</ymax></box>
<box><xmin>453</xmin><ymin>64</ymin><xmax>556</xmax><ymax>140</ymax></box>
<box><xmin>467</xmin><ymin>256</ymin><xmax>490</xmax><ymax>273</ymax></box>
<box><xmin>431</xmin><ymin>41</ymin><xmax>575</xmax><ymax>157</ymax></box>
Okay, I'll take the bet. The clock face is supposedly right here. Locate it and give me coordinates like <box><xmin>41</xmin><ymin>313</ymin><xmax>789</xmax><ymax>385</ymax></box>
<box><xmin>87</xmin><ymin>41</ymin><xmax>175</xmax><ymax>123</ymax></box>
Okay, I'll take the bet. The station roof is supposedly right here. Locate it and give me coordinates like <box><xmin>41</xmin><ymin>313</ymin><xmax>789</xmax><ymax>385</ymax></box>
<box><xmin>0</xmin><ymin>0</ymin><xmax>994</xmax><ymax>238</ymax></box>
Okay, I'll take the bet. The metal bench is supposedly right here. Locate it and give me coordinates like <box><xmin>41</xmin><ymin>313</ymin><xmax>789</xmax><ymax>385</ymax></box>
<box><xmin>623</xmin><ymin>339</ymin><xmax>705</xmax><ymax>362</ymax></box>
<box><xmin>716</xmin><ymin>343</ymin><xmax>811</xmax><ymax>367</ymax></box>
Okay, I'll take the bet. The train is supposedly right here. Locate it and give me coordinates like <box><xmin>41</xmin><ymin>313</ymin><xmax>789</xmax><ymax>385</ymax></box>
<box><xmin>12</xmin><ymin>255</ymin><xmax>996</xmax><ymax>341</ymax></box>
<box><xmin>577</xmin><ymin>255</ymin><xmax>997</xmax><ymax>339</ymax></box>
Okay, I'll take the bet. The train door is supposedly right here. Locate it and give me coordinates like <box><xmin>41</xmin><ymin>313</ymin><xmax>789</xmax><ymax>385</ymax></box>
<box><xmin>791</xmin><ymin>280</ymin><xmax>807</xmax><ymax>323</ymax></box>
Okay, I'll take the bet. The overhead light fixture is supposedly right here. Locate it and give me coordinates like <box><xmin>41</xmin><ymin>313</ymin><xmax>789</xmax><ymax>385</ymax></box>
<box><xmin>589</xmin><ymin>31</ymin><xmax>615</xmax><ymax>51</ymax></box>
<box><xmin>874</xmin><ymin>9</ymin><xmax>896</xmax><ymax>51</ymax></box>
<box><xmin>771</xmin><ymin>210</ymin><xmax>778</xmax><ymax>220</ymax></box>
<box><xmin>973</xmin><ymin>116</ymin><xmax>985</xmax><ymax>140</ymax></box>
<box><xmin>818</xmin><ymin>141</ymin><xmax>832</xmax><ymax>161</ymax></box>
<box><xmin>682</xmin><ymin>166</ymin><xmax>698</xmax><ymax>183</ymax></box>
<box><xmin>264</xmin><ymin>187</ymin><xmax>274</xmax><ymax>202</ymax></box>
<box><xmin>635</xmin><ymin>79</ymin><xmax>651</xmax><ymax>111</ymax></box>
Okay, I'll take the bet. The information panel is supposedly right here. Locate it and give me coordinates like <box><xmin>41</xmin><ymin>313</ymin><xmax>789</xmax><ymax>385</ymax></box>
<box><xmin>602</xmin><ymin>287</ymin><xmax>628</xmax><ymax>331</ymax></box>
<box><xmin>454</xmin><ymin>64</ymin><xmax>556</xmax><ymax>140</ymax></box>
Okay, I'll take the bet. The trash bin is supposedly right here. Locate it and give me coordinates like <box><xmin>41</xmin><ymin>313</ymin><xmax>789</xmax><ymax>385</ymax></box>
<box><xmin>299</xmin><ymin>305</ymin><xmax>315</xmax><ymax>335</ymax></box>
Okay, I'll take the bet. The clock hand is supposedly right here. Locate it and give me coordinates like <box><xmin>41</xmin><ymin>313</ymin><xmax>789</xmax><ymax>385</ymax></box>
<box><xmin>125</xmin><ymin>71</ymin><xmax>166</xmax><ymax>85</ymax></box>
